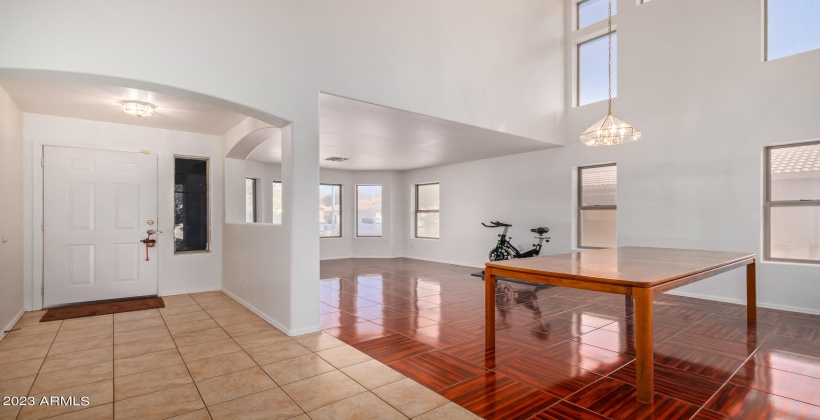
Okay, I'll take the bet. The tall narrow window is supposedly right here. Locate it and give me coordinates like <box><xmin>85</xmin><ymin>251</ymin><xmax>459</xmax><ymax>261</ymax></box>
<box><xmin>578</xmin><ymin>31</ymin><xmax>617</xmax><ymax>106</ymax></box>
<box><xmin>272</xmin><ymin>181</ymin><xmax>283</xmax><ymax>225</ymax></box>
<box><xmin>357</xmin><ymin>185</ymin><xmax>383</xmax><ymax>237</ymax></box>
<box><xmin>320</xmin><ymin>184</ymin><xmax>342</xmax><ymax>237</ymax></box>
<box><xmin>578</xmin><ymin>164</ymin><xmax>616</xmax><ymax>248</ymax></box>
<box><xmin>245</xmin><ymin>178</ymin><xmax>257</xmax><ymax>223</ymax></box>
<box><xmin>416</xmin><ymin>183</ymin><xmax>440</xmax><ymax>239</ymax></box>
<box><xmin>577</xmin><ymin>0</ymin><xmax>616</xmax><ymax>30</ymax></box>
<box><xmin>174</xmin><ymin>157</ymin><xmax>209</xmax><ymax>253</ymax></box>
<box><xmin>766</xmin><ymin>141</ymin><xmax>820</xmax><ymax>263</ymax></box>
<box><xmin>766</xmin><ymin>0</ymin><xmax>820</xmax><ymax>61</ymax></box>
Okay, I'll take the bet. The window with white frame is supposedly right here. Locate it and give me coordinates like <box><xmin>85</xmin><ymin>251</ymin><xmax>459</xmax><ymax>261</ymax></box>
<box><xmin>245</xmin><ymin>178</ymin><xmax>257</xmax><ymax>223</ymax></box>
<box><xmin>765</xmin><ymin>142</ymin><xmax>820</xmax><ymax>263</ymax></box>
<box><xmin>578</xmin><ymin>164</ymin><xmax>617</xmax><ymax>248</ymax></box>
<box><xmin>577</xmin><ymin>0</ymin><xmax>616</xmax><ymax>30</ymax></box>
<box><xmin>272</xmin><ymin>181</ymin><xmax>282</xmax><ymax>224</ymax></box>
<box><xmin>356</xmin><ymin>185</ymin><xmax>383</xmax><ymax>237</ymax></box>
<box><xmin>320</xmin><ymin>184</ymin><xmax>342</xmax><ymax>237</ymax></box>
<box><xmin>766</xmin><ymin>0</ymin><xmax>820</xmax><ymax>61</ymax></box>
<box><xmin>578</xmin><ymin>31</ymin><xmax>617</xmax><ymax>106</ymax></box>
<box><xmin>415</xmin><ymin>183</ymin><xmax>439</xmax><ymax>239</ymax></box>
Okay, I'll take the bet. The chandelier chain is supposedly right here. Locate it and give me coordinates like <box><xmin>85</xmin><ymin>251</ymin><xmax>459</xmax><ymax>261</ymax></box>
<box><xmin>607</xmin><ymin>0</ymin><xmax>612</xmax><ymax>115</ymax></box>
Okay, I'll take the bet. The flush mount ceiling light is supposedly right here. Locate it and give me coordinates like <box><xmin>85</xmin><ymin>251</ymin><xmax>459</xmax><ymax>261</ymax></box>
<box><xmin>121</xmin><ymin>100</ymin><xmax>155</xmax><ymax>118</ymax></box>
<box><xmin>580</xmin><ymin>0</ymin><xmax>641</xmax><ymax>146</ymax></box>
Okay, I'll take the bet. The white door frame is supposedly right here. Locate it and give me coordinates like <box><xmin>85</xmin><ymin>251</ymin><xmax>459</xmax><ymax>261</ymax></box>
<box><xmin>32</xmin><ymin>143</ymin><xmax>163</xmax><ymax>310</ymax></box>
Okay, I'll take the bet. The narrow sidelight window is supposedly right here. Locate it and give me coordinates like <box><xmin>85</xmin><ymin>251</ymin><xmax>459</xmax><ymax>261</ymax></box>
<box><xmin>174</xmin><ymin>157</ymin><xmax>209</xmax><ymax>253</ymax></box>
<box><xmin>320</xmin><ymin>184</ymin><xmax>342</xmax><ymax>237</ymax></box>
<box><xmin>357</xmin><ymin>185</ymin><xmax>383</xmax><ymax>237</ymax></box>
<box><xmin>415</xmin><ymin>183</ymin><xmax>440</xmax><ymax>239</ymax></box>
<box><xmin>578</xmin><ymin>164</ymin><xmax>617</xmax><ymax>249</ymax></box>
<box><xmin>272</xmin><ymin>181</ymin><xmax>282</xmax><ymax>225</ymax></box>
<box><xmin>765</xmin><ymin>141</ymin><xmax>820</xmax><ymax>263</ymax></box>
<box><xmin>245</xmin><ymin>178</ymin><xmax>257</xmax><ymax>223</ymax></box>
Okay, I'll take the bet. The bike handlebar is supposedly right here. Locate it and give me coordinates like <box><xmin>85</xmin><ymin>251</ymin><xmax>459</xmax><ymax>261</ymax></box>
<box><xmin>481</xmin><ymin>221</ymin><xmax>549</xmax><ymax>235</ymax></box>
<box><xmin>481</xmin><ymin>221</ymin><xmax>511</xmax><ymax>228</ymax></box>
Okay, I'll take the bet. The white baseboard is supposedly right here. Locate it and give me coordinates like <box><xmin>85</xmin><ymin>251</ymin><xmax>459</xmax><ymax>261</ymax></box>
<box><xmin>320</xmin><ymin>255</ymin><xmax>404</xmax><ymax>261</ymax></box>
<box><xmin>161</xmin><ymin>286</ymin><xmax>222</xmax><ymax>297</ymax></box>
<box><xmin>221</xmin><ymin>288</ymin><xmax>321</xmax><ymax>337</ymax></box>
<box><xmin>401</xmin><ymin>255</ymin><xmax>482</xmax><ymax>270</ymax></box>
<box><xmin>0</xmin><ymin>308</ymin><xmax>27</xmax><ymax>342</ymax></box>
<box><xmin>667</xmin><ymin>290</ymin><xmax>820</xmax><ymax>316</ymax></box>
<box><xmin>286</xmin><ymin>324</ymin><xmax>324</xmax><ymax>336</ymax></box>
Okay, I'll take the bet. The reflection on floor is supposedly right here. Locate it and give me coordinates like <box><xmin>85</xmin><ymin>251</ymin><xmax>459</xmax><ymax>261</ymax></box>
<box><xmin>0</xmin><ymin>291</ymin><xmax>476</xmax><ymax>419</ymax></box>
<box><xmin>320</xmin><ymin>257</ymin><xmax>820</xmax><ymax>419</ymax></box>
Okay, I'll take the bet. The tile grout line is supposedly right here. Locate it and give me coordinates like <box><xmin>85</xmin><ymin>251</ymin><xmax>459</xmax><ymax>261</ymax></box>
<box><xmin>224</xmin><ymin>317</ymin><xmax>308</xmax><ymax>418</ymax></box>
<box><xmin>329</xmin><ymin>264</ymin><xmax>655</xmax><ymax>418</ymax></box>
<box><xmin>691</xmin><ymin>331</ymin><xmax>772</xmax><ymax>419</ymax></box>
<box><xmin>15</xmin><ymin>314</ymin><xmax>63</xmax><ymax>420</ymax></box>
<box><xmin>325</xmin><ymin>267</ymin><xmax>485</xmax><ymax>416</ymax></box>
<box><xmin>182</xmin><ymin>292</ymin><xmax>340</xmax><ymax>418</ymax></box>
<box><xmin>156</xmin><ymin>297</ymin><xmax>213</xmax><ymax>420</ymax></box>
<box><xmin>317</xmin><ymin>295</ymin><xmax>463</xmax><ymax>418</ymax></box>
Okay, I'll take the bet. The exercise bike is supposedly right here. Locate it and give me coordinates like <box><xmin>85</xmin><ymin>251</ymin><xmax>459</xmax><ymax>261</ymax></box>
<box><xmin>482</xmin><ymin>221</ymin><xmax>550</xmax><ymax>261</ymax></box>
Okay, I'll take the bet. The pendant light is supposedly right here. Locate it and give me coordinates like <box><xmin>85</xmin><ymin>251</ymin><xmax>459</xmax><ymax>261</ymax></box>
<box><xmin>580</xmin><ymin>0</ymin><xmax>641</xmax><ymax>146</ymax></box>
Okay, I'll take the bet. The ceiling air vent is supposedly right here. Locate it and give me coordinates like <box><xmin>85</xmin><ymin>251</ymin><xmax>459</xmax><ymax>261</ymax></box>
<box><xmin>324</xmin><ymin>157</ymin><xmax>350</xmax><ymax>162</ymax></box>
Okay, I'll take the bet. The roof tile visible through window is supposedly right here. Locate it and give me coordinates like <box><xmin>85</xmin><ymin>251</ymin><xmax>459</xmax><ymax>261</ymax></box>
<box><xmin>770</xmin><ymin>143</ymin><xmax>820</xmax><ymax>174</ymax></box>
<box><xmin>581</xmin><ymin>168</ymin><xmax>617</xmax><ymax>186</ymax></box>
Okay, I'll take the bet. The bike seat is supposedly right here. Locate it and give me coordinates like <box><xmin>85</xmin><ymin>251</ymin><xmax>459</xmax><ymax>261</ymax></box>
<box><xmin>530</xmin><ymin>227</ymin><xmax>549</xmax><ymax>235</ymax></box>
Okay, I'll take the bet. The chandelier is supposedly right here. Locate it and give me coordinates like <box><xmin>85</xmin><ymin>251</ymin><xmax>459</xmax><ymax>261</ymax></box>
<box><xmin>580</xmin><ymin>0</ymin><xmax>641</xmax><ymax>146</ymax></box>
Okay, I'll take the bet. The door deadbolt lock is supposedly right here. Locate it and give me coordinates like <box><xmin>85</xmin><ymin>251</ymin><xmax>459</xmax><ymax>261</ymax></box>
<box><xmin>147</xmin><ymin>220</ymin><xmax>155</xmax><ymax>225</ymax></box>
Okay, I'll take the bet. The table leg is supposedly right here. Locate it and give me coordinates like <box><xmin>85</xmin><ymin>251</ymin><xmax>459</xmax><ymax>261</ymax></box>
<box><xmin>485</xmin><ymin>268</ymin><xmax>496</xmax><ymax>348</ymax></box>
<box><xmin>633</xmin><ymin>287</ymin><xmax>654</xmax><ymax>404</ymax></box>
<box><xmin>747</xmin><ymin>260</ymin><xmax>756</xmax><ymax>323</ymax></box>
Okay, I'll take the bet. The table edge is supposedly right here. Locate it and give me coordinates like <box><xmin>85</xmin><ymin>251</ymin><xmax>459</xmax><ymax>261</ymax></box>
<box><xmin>485</xmin><ymin>255</ymin><xmax>756</xmax><ymax>288</ymax></box>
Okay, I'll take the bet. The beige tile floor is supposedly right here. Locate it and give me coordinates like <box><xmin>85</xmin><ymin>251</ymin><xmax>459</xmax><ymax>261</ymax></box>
<box><xmin>0</xmin><ymin>291</ymin><xmax>478</xmax><ymax>420</ymax></box>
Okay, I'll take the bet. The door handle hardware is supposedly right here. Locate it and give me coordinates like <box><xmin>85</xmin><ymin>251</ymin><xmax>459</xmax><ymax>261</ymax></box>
<box><xmin>140</xmin><ymin>230</ymin><xmax>158</xmax><ymax>261</ymax></box>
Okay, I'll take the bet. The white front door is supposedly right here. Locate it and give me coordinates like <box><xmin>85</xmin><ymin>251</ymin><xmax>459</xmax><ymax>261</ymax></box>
<box><xmin>43</xmin><ymin>146</ymin><xmax>159</xmax><ymax>306</ymax></box>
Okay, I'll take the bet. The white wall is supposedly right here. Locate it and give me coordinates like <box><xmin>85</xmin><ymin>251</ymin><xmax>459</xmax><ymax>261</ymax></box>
<box><xmin>230</xmin><ymin>161</ymin><xmax>407</xmax><ymax>260</ymax></box>
<box><xmin>0</xmin><ymin>0</ymin><xmax>564</xmax><ymax>144</ymax></box>
<box><xmin>350</xmin><ymin>171</ymin><xmax>407</xmax><ymax>259</ymax></box>
<box><xmin>223</xmin><ymin>158</ymin><xmax>407</xmax><ymax>335</ymax></box>
<box><xmin>0</xmin><ymin>86</ymin><xmax>24</xmax><ymax>336</ymax></box>
<box><xmin>317</xmin><ymin>169</ymin><xmax>355</xmax><ymax>259</ymax></box>
<box><xmin>317</xmin><ymin>169</ymin><xmax>408</xmax><ymax>260</ymax></box>
<box><xmin>23</xmin><ymin>114</ymin><xmax>224</xmax><ymax>309</ymax></box>
<box><xmin>404</xmin><ymin>0</ymin><xmax>820</xmax><ymax>315</ymax></box>
<box><xmin>222</xmin><ymin>223</ymin><xmax>295</xmax><ymax>333</ymax></box>
<box><xmin>0</xmin><ymin>0</ymin><xmax>564</xmax><ymax>335</ymax></box>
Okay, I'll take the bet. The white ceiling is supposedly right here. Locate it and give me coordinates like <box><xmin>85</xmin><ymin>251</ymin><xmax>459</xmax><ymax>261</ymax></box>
<box><xmin>1</xmin><ymin>79</ymin><xmax>558</xmax><ymax>171</ymax></box>
<box><xmin>0</xmin><ymin>79</ymin><xmax>247</xmax><ymax>135</ymax></box>
<box><xmin>247</xmin><ymin>93</ymin><xmax>558</xmax><ymax>171</ymax></box>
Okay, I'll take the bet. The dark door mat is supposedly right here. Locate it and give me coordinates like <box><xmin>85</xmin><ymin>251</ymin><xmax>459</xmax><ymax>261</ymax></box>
<box><xmin>40</xmin><ymin>296</ymin><xmax>165</xmax><ymax>322</ymax></box>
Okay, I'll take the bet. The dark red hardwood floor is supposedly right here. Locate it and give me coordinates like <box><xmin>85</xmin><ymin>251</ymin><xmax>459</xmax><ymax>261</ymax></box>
<box><xmin>320</xmin><ymin>258</ymin><xmax>820</xmax><ymax>419</ymax></box>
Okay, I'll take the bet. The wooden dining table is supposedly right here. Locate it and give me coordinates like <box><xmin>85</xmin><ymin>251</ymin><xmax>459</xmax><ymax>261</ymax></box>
<box><xmin>484</xmin><ymin>246</ymin><xmax>756</xmax><ymax>404</ymax></box>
